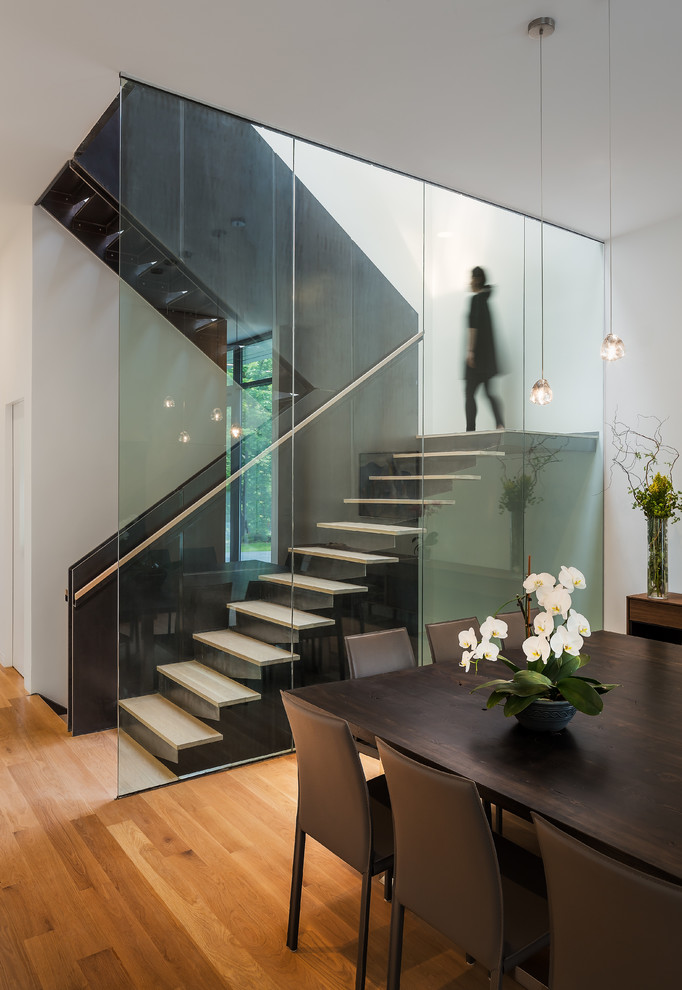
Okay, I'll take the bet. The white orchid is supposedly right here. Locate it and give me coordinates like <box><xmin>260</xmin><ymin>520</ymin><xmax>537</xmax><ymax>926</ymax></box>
<box><xmin>479</xmin><ymin>616</ymin><xmax>509</xmax><ymax>641</ymax></box>
<box><xmin>460</xmin><ymin>650</ymin><xmax>476</xmax><ymax>673</ymax></box>
<box><xmin>540</xmin><ymin>586</ymin><xmax>572</xmax><ymax>620</ymax></box>
<box><xmin>473</xmin><ymin>640</ymin><xmax>500</xmax><ymax>662</ymax></box>
<box><xmin>567</xmin><ymin>609</ymin><xmax>591</xmax><ymax>638</ymax></box>
<box><xmin>549</xmin><ymin>624</ymin><xmax>584</xmax><ymax>658</ymax></box>
<box><xmin>458</xmin><ymin>627</ymin><xmax>478</xmax><ymax>650</ymax></box>
<box><xmin>533</xmin><ymin>610</ymin><xmax>555</xmax><ymax>637</ymax></box>
<box><xmin>522</xmin><ymin>635</ymin><xmax>551</xmax><ymax>664</ymax></box>
<box><xmin>558</xmin><ymin>565</ymin><xmax>587</xmax><ymax>592</ymax></box>
<box><xmin>462</xmin><ymin>565</ymin><xmax>618</xmax><ymax>719</ymax></box>
<box><xmin>523</xmin><ymin>572</ymin><xmax>556</xmax><ymax>594</ymax></box>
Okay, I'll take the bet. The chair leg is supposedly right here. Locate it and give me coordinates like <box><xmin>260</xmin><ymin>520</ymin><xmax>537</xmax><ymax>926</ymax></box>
<box><xmin>287</xmin><ymin>827</ymin><xmax>306</xmax><ymax>950</ymax></box>
<box><xmin>489</xmin><ymin>966</ymin><xmax>503</xmax><ymax>989</ymax></box>
<box><xmin>387</xmin><ymin>899</ymin><xmax>405</xmax><ymax>990</ymax></box>
<box><xmin>355</xmin><ymin>871</ymin><xmax>372</xmax><ymax>990</ymax></box>
<box><xmin>383</xmin><ymin>868</ymin><xmax>393</xmax><ymax>902</ymax></box>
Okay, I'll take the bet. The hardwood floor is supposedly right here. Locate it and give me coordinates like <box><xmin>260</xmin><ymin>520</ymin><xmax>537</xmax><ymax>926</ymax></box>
<box><xmin>0</xmin><ymin>664</ymin><xmax>534</xmax><ymax>990</ymax></box>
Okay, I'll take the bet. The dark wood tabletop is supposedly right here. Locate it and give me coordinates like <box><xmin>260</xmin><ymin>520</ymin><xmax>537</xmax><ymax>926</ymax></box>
<box><xmin>288</xmin><ymin>630</ymin><xmax>682</xmax><ymax>883</ymax></box>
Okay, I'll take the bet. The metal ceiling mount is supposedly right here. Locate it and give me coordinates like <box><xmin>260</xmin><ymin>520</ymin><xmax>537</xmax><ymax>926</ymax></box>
<box><xmin>528</xmin><ymin>16</ymin><xmax>555</xmax><ymax>39</ymax></box>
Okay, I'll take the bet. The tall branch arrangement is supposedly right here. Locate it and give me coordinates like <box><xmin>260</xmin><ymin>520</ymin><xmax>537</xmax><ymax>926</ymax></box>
<box><xmin>610</xmin><ymin>415</ymin><xmax>682</xmax><ymax>522</ymax></box>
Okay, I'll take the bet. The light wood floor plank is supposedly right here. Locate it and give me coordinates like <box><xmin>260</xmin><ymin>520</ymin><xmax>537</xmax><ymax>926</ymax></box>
<box><xmin>1</xmin><ymin>672</ymin><xmax>533</xmax><ymax>990</ymax></box>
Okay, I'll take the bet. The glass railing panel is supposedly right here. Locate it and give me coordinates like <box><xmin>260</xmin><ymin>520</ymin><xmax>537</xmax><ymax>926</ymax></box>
<box><xmin>424</xmin><ymin>185</ymin><xmax>526</xmax><ymax>435</ymax></box>
<box><xmin>118</xmin><ymin>78</ymin><xmax>293</xmax><ymax>795</ymax></box>
<box><xmin>290</xmin><ymin>343</ymin><xmax>422</xmax><ymax>681</ymax></box>
<box><xmin>289</xmin><ymin>140</ymin><xmax>423</xmax><ymax>427</ymax></box>
<box><xmin>522</xmin><ymin>430</ymin><xmax>604</xmax><ymax>630</ymax></box>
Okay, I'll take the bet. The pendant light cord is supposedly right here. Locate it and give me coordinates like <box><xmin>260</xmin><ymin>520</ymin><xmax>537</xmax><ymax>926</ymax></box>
<box><xmin>608</xmin><ymin>0</ymin><xmax>613</xmax><ymax>337</ymax></box>
<box><xmin>539</xmin><ymin>23</ymin><xmax>545</xmax><ymax>380</ymax></box>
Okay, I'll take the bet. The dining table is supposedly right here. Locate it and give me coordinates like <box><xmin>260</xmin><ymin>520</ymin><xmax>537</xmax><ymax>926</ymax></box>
<box><xmin>287</xmin><ymin>629</ymin><xmax>682</xmax><ymax>884</ymax></box>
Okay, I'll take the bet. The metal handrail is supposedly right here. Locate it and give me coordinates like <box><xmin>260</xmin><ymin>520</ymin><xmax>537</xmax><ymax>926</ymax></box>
<box><xmin>73</xmin><ymin>331</ymin><xmax>422</xmax><ymax>602</ymax></box>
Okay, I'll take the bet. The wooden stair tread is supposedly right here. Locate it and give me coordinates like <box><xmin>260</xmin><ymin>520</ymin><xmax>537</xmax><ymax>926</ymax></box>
<box><xmin>230</xmin><ymin>600</ymin><xmax>335</xmax><ymax>629</ymax></box>
<box><xmin>289</xmin><ymin>546</ymin><xmax>399</xmax><ymax>564</ymax></box>
<box><xmin>118</xmin><ymin>730</ymin><xmax>178</xmax><ymax>794</ymax></box>
<box><xmin>343</xmin><ymin>498</ymin><xmax>456</xmax><ymax>505</ymax></box>
<box><xmin>368</xmin><ymin>473</ymin><xmax>480</xmax><ymax>480</ymax></box>
<box><xmin>193</xmin><ymin>629</ymin><xmax>299</xmax><ymax>666</ymax></box>
<box><xmin>317</xmin><ymin>521</ymin><xmax>425</xmax><ymax>535</ymax></box>
<box><xmin>119</xmin><ymin>695</ymin><xmax>223</xmax><ymax>751</ymax></box>
<box><xmin>157</xmin><ymin>661</ymin><xmax>260</xmax><ymax>706</ymax></box>
<box><xmin>394</xmin><ymin>449</ymin><xmax>504</xmax><ymax>458</ymax></box>
<box><xmin>258</xmin><ymin>573</ymin><xmax>368</xmax><ymax>595</ymax></box>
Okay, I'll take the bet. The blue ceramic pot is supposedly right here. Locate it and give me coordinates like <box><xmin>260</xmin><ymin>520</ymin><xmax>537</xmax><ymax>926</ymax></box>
<box><xmin>514</xmin><ymin>698</ymin><xmax>577</xmax><ymax>732</ymax></box>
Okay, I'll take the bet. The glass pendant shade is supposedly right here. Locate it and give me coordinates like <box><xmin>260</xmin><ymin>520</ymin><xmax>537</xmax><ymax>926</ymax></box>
<box><xmin>210</xmin><ymin>407</ymin><xmax>224</xmax><ymax>422</ymax></box>
<box><xmin>600</xmin><ymin>332</ymin><xmax>625</xmax><ymax>361</ymax></box>
<box><xmin>177</xmin><ymin>430</ymin><xmax>191</xmax><ymax>443</ymax></box>
<box><xmin>530</xmin><ymin>378</ymin><xmax>553</xmax><ymax>405</ymax></box>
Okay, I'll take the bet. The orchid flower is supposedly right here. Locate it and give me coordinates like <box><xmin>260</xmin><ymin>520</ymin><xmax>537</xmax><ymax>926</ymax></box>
<box><xmin>567</xmin><ymin>609</ymin><xmax>591</xmax><ymax>638</ymax></box>
<box><xmin>460</xmin><ymin>651</ymin><xmax>476</xmax><ymax>673</ymax></box>
<box><xmin>522</xmin><ymin>635</ymin><xmax>551</xmax><ymax>664</ymax></box>
<box><xmin>549</xmin><ymin>625</ymin><xmax>584</xmax><ymax>658</ymax></box>
<box><xmin>558</xmin><ymin>565</ymin><xmax>587</xmax><ymax>592</ymax></box>
<box><xmin>523</xmin><ymin>572</ymin><xmax>556</xmax><ymax>594</ymax></box>
<box><xmin>458</xmin><ymin>627</ymin><xmax>478</xmax><ymax>650</ymax></box>
<box><xmin>473</xmin><ymin>640</ymin><xmax>500</xmax><ymax>662</ymax></box>
<box><xmin>533</xmin><ymin>610</ymin><xmax>555</xmax><ymax>637</ymax></box>
<box><xmin>541</xmin><ymin>586</ymin><xmax>572</xmax><ymax>620</ymax></box>
<box><xmin>479</xmin><ymin>616</ymin><xmax>509</xmax><ymax>641</ymax></box>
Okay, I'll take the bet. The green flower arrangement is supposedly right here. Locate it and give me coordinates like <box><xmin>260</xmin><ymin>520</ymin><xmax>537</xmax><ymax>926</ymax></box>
<box><xmin>611</xmin><ymin>416</ymin><xmax>682</xmax><ymax>523</ymax></box>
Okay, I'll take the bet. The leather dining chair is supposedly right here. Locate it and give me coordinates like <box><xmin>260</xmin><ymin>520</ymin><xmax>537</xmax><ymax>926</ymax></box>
<box><xmin>425</xmin><ymin>617</ymin><xmax>480</xmax><ymax>663</ymax></box>
<box><xmin>344</xmin><ymin>627</ymin><xmax>416</xmax><ymax>679</ymax></box>
<box><xmin>500</xmin><ymin>607</ymin><xmax>539</xmax><ymax>651</ymax></box>
<box><xmin>281</xmin><ymin>692</ymin><xmax>394</xmax><ymax>990</ymax></box>
<box><xmin>533</xmin><ymin>814</ymin><xmax>682</xmax><ymax>989</ymax></box>
<box><xmin>377</xmin><ymin>738</ymin><xmax>549</xmax><ymax>990</ymax></box>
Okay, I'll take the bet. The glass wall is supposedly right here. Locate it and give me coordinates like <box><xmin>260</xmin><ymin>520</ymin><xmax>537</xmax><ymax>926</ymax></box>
<box><xmin>117</xmin><ymin>78</ymin><xmax>603</xmax><ymax>795</ymax></box>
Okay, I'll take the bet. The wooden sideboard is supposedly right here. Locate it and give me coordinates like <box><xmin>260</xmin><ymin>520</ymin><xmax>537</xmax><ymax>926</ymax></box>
<box><xmin>626</xmin><ymin>592</ymin><xmax>682</xmax><ymax>644</ymax></box>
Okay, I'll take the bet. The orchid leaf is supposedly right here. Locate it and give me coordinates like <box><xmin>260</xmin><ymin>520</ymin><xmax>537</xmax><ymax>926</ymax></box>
<box><xmin>503</xmin><ymin>694</ymin><xmax>536</xmax><ymax>717</ymax></box>
<box><xmin>511</xmin><ymin>670</ymin><xmax>553</xmax><ymax>696</ymax></box>
<box><xmin>556</xmin><ymin>676</ymin><xmax>603</xmax><ymax>715</ymax></box>
<box><xmin>486</xmin><ymin>691</ymin><xmax>507</xmax><ymax>709</ymax></box>
<box><xmin>556</xmin><ymin>655</ymin><xmax>581</xmax><ymax>680</ymax></box>
<box><xmin>500</xmin><ymin>656</ymin><xmax>521</xmax><ymax>673</ymax></box>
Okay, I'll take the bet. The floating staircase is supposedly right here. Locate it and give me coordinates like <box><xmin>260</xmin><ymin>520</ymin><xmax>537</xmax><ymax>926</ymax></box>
<box><xmin>118</xmin><ymin>431</ymin><xmax>503</xmax><ymax>791</ymax></box>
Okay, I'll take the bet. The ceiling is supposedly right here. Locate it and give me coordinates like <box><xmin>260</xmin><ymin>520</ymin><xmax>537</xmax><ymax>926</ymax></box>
<box><xmin>2</xmin><ymin>0</ymin><xmax>681</xmax><ymax>253</ymax></box>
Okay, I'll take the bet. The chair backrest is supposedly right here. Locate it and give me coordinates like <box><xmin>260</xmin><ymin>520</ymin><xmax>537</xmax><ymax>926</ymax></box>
<box><xmin>500</xmin><ymin>607</ymin><xmax>539</xmax><ymax>651</ymax></box>
<box><xmin>344</xmin><ymin>627</ymin><xmax>416</xmax><ymax>679</ymax></box>
<box><xmin>376</xmin><ymin>738</ymin><xmax>503</xmax><ymax>971</ymax></box>
<box><xmin>282</xmin><ymin>692</ymin><xmax>372</xmax><ymax>873</ymax></box>
<box><xmin>425</xmin><ymin>617</ymin><xmax>479</xmax><ymax>663</ymax></box>
<box><xmin>533</xmin><ymin>814</ymin><xmax>682</xmax><ymax>990</ymax></box>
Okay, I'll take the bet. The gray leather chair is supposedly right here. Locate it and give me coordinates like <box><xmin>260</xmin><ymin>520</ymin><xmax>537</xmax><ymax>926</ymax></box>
<box><xmin>500</xmin><ymin>607</ymin><xmax>539</xmax><ymax>651</ymax></box>
<box><xmin>344</xmin><ymin>627</ymin><xmax>416</xmax><ymax>679</ymax></box>
<box><xmin>378</xmin><ymin>738</ymin><xmax>548</xmax><ymax>990</ymax></box>
<box><xmin>281</xmin><ymin>692</ymin><xmax>394</xmax><ymax>990</ymax></box>
<box><xmin>425</xmin><ymin>617</ymin><xmax>479</xmax><ymax>663</ymax></box>
<box><xmin>533</xmin><ymin>814</ymin><xmax>682</xmax><ymax>989</ymax></box>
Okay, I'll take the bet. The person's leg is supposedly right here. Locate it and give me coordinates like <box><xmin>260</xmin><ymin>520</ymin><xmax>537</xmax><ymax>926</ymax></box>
<box><xmin>465</xmin><ymin>371</ymin><xmax>478</xmax><ymax>431</ymax></box>
<box><xmin>483</xmin><ymin>378</ymin><xmax>504</xmax><ymax>429</ymax></box>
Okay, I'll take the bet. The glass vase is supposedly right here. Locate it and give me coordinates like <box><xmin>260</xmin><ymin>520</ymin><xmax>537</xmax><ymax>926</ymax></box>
<box><xmin>647</xmin><ymin>516</ymin><xmax>669</xmax><ymax>600</ymax></box>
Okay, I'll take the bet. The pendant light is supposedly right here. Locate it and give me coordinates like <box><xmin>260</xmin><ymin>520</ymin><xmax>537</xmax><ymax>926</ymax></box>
<box><xmin>601</xmin><ymin>0</ymin><xmax>625</xmax><ymax>361</ymax></box>
<box><xmin>528</xmin><ymin>16</ymin><xmax>555</xmax><ymax>406</ymax></box>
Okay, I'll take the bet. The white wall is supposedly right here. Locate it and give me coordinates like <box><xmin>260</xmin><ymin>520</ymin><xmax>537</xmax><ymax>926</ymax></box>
<box><xmin>32</xmin><ymin>210</ymin><xmax>119</xmax><ymax>705</ymax></box>
<box><xmin>0</xmin><ymin>205</ymin><xmax>33</xmax><ymax>679</ymax></box>
<box><xmin>603</xmin><ymin>211</ymin><xmax>682</xmax><ymax>631</ymax></box>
